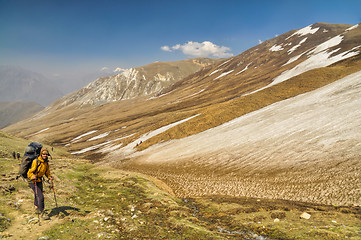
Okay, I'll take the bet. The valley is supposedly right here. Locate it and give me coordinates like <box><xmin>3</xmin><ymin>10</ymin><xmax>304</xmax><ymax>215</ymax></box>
<box><xmin>0</xmin><ymin>132</ymin><xmax>360</xmax><ymax>239</ymax></box>
<box><xmin>1</xmin><ymin>22</ymin><xmax>361</xmax><ymax>239</ymax></box>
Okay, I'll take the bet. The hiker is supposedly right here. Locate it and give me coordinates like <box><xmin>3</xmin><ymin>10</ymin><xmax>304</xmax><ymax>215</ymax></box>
<box><xmin>12</xmin><ymin>151</ymin><xmax>16</xmax><ymax>159</ymax></box>
<box><xmin>16</xmin><ymin>152</ymin><xmax>20</xmax><ymax>160</ymax></box>
<box><xmin>28</xmin><ymin>147</ymin><xmax>54</xmax><ymax>220</ymax></box>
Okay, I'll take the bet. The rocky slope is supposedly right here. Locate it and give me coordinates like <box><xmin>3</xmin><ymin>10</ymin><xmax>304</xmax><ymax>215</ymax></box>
<box><xmin>3</xmin><ymin>22</ymin><xmax>361</xmax><ymax>206</ymax></box>
<box><xmin>50</xmin><ymin>57</ymin><xmax>219</xmax><ymax>109</ymax></box>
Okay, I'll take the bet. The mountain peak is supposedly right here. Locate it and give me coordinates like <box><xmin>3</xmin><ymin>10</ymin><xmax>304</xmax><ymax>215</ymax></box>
<box><xmin>48</xmin><ymin>57</ymin><xmax>219</xmax><ymax>109</ymax></box>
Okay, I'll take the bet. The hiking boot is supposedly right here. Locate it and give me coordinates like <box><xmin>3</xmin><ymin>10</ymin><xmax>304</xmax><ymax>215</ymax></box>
<box><xmin>35</xmin><ymin>208</ymin><xmax>41</xmax><ymax>215</ymax></box>
<box><xmin>40</xmin><ymin>210</ymin><xmax>50</xmax><ymax>220</ymax></box>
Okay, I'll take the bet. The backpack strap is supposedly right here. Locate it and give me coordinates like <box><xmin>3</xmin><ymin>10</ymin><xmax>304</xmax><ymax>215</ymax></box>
<box><xmin>29</xmin><ymin>159</ymin><xmax>42</xmax><ymax>181</ymax></box>
<box><xmin>35</xmin><ymin>159</ymin><xmax>41</xmax><ymax>173</ymax></box>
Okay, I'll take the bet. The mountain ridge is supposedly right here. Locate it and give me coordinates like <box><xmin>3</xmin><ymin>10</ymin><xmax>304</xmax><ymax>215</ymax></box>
<box><xmin>49</xmin><ymin>57</ymin><xmax>220</xmax><ymax>109</ymax></box>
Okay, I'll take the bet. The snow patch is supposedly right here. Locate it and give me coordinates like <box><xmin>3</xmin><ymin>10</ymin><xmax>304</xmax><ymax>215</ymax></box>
<box><xmin>236</xmin><ymin>63</ymin><xmax>251</xmax><ymax>75</ymax></box>
<box><xmin>74</xmin><ymin>114</ymin><xmax>202</xmax><ymax>156</ymax></box>
<box><xmin>72</xmin><ymin>141</ymin><xmax>112</xmax><ymax>154</ymax></box>
<box><xmin>288</xmin><ymin>38</ymin><xmax>307</xmax><ymax>54</ymax></box>
<box><xmin>209</xmin><ymin>69</ymin><xmax>222</xmax><ymax>76</ymax></box>
<box><xmin>70</xmin><ymin>130</ymin><xmax>98</xmax><ymax>143</ymax></box>
<box><xmin>286</xmin><ymin>25</ymin><xmax>319</xmax><ymax>40</ymax></box>
<box><xmin>73</xmin><ymin>133</ymin><xmax>136</xmax><ymax>155</ymax></box>
<box><xmin>346</xmin><ymin>24</ymin><xmax>359</xmax><ymax>31</ymax></box>
<box><xmin>88</xmin><ymin>132</ymin><xmax>110</xmax><ymax>141</ymax></box>
<box><xmin>136</xmin><ymin>114</ymin><xmax>200</xmax><ymax>144</ymax></box>
<box><xmin>27</xmin><ymin>128</ymin><xmax>50</xmax><ymax>137</ymax></box>
<box><xmin>269</xmin><ymin>44</ymin><xmax>284</xmax><ymax>52</ymax></box>
<box><xmin>272</xmin><ymin>46</ymin><xmax>360</xmax><ymax>86</ymax></box>
<box><xmin>188</xmin><ymin>89</ymin><xmax>205</xmax><ymax>98</ymax></box>
<box><xmin>244</xmin><ymin>34</ymin><xmax>360</xmax><ymax>95</ymax></box>
<box><xmin>98</xmin><ymin>134</ymin><xmax>135</xmax><ymax>152</ymax></box>
<box><xmin>309</xmin><ymin>35</ymin><xmax>343</xmax><ymax>55</ymax></box>
<box><xmin>214</xmin><ymin>70</ymin><xmax>234</xmax><ymax>80</ymax></box>
<box><xmin>218</xmin><ymin>59</ymin><xmax>232</xmax><ymax>67</ymax></box>
<box><xmin>283</xmin><ymin>53</ymin><xmax>304</xmax><ymax>66</ymax></box>
<box><xmin>108</xmin><ymin>114</ymin><xmax>201</xmax><ymax>158</ymax></box>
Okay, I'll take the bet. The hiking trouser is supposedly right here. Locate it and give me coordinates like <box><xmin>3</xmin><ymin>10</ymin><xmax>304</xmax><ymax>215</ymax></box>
<box><xmin>29</xmin><ymin>181</ymin><xmax>44</xmax><ymax>212</ymax></box>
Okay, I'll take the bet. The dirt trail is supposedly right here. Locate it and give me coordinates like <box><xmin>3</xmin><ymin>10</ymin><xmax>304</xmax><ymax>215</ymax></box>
<box><xmin>0</xmin><ymin>156</ymin><xmax>86</xmax><ymax>240</ymax></box>
<box><xmin>1</xmin><ymin>175</ymin><xmax>76</xmax><ymax>240</ymax></box>
<box><xmin>4</xmin><ymin>194</ymin><xmax>58</xmax><ymax>239</ymax></box>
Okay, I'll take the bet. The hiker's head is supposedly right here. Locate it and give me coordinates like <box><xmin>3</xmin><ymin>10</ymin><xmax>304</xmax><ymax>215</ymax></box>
<box><xmin>40</xmin><ymin>148</ymin><xmax>49</xmax><ymax>159</ymax></box>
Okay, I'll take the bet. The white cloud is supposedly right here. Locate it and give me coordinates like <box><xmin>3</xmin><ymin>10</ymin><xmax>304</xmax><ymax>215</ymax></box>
<box><xmin>161</xmin><ymin>41</ymin><xmax>234</xmax><ymax>58</ymax></box>
<box><xmin>172</xmin><ymin>44</ymin><xmax>181</xmax><ymax>50</ymax></box>
<box><xmin>258</xmin><ymin>40</ymin><xmax>263</xmax><ymax>44</ymax></box>
<box><xmin>101</xmin><ymin>67</ymin><xmax>110</xmax><ymax>71</ymax></box>
<box><xmin>161</xmin><ymin>45</ymin><xmax>172</xmax><ymax>52</ymax></box>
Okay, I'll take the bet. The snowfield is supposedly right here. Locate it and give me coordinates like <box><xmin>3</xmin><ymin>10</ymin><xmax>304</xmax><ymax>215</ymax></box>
<box><xmin>109</xmin><ymin>70</ymin><xmax>361</xmax><ymax>206</ymax></box>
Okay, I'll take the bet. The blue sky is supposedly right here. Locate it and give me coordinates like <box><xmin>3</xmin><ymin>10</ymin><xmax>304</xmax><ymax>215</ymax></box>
<box><xmin>0</xmin><ymin>0</ymin><xmax>360</xmax><ymax>81</ymax></box>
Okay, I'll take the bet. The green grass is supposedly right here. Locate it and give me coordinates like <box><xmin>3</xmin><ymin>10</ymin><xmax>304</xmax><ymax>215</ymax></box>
<box><xmin>1</xmin><ymin>131</ymin><xmax>360</xmax><ymax>239</ymax></box>
<box><xmin>0</xmin><ymin>131</ymin><xmax>28</xmax><ymax>159</ymax></box>
<box><xmin>47</xmin><ymin>164</ymin><xmax>225</xmax><ymax>240</ymax></box>
<box><xmin>0</xmin><ymin>132</ymin><xmax>29</xmax><ymax>232</ymax></box>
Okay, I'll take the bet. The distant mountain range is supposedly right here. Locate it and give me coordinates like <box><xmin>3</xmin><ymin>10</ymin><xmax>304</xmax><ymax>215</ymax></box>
<box><xmin>0</xmin><ymin>58</ymin><xmax>216</xmax><ymax>128</ymax></box>
<box><xmin>0</xmin><ymin>66</ymin><xmax>64</xmax><ymax>106</ymax></box>
<box><xmin>3</xmin><ymin>22</ymin><xmax>361</xmax><ymax>206</ymax></box>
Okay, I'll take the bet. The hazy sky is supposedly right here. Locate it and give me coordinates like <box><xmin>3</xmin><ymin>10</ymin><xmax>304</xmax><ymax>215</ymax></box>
<box><xmin>1</xmin><ymin>0</ymin><xmax>360</xmax><ymax>79</ymax></box>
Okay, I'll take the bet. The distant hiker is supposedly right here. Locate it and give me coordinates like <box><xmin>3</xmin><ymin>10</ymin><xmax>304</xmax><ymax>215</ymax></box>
<box><xmin>28</xmin><ymin>147</ymin><xmax>54</xmax><ymax>220</ymax></box>
<box><xmin>12</xmin><ymin>151</ymin><xmax>16</xmax><ymax>159</ymax></box>
<box><xmin>17</xmin><ymin>152</ymin><xmax>20</xmax><ymax>160</ymax></box>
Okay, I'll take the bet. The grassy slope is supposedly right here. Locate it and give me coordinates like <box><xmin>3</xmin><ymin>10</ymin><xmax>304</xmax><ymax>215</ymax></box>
<box><xmin>0</xmin><ymin>102</ymin><xmax>44</xmax><ymax>129</ymax></box>
<box><xmin>1</xmin><ymin>132</ymin><xmax>360</xmax><ymax>239</ymax></box>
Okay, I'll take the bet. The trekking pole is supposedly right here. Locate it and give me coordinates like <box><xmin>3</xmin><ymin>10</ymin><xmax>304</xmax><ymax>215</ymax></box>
<box><xmin>51</xmin><ymin>180</ymin><xmax>58</xmax><ymax>208</ymax></box>
<box><xmin>34</xmin><ymin>181</ymin><xmax>41</xmax><ymax>226</ymax></box>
